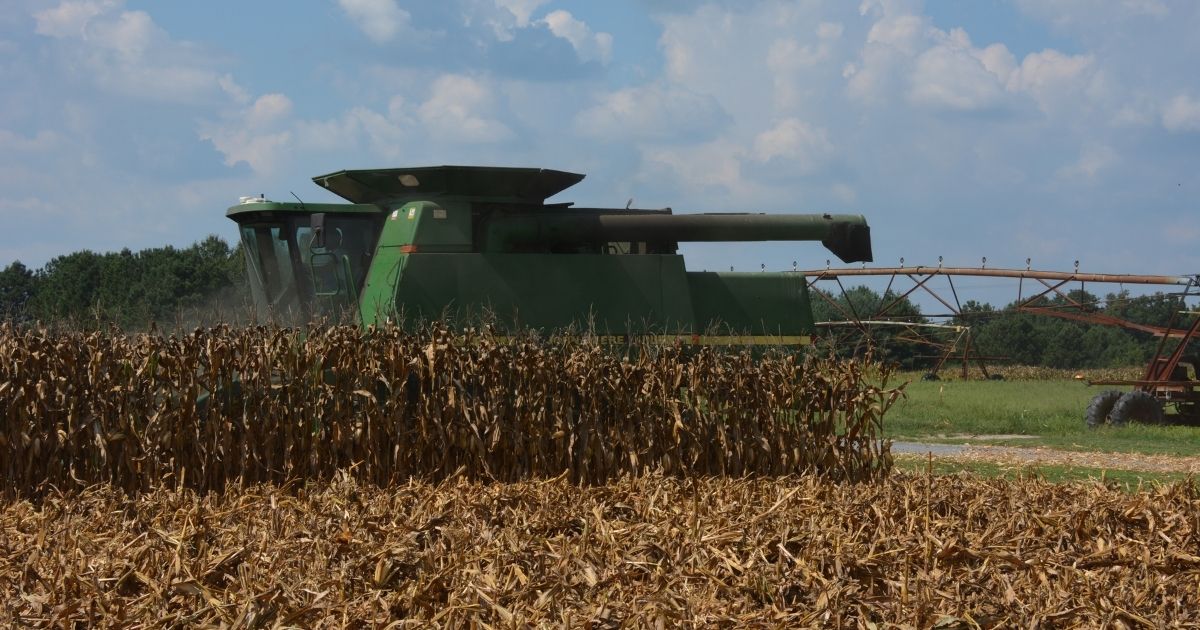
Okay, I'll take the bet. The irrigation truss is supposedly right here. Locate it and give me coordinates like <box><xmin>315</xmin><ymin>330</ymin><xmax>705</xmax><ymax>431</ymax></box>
<box><xmin>792</xmin><ymin>261</ymin><xmax>1200</xmax><ymax>378</ymax></box>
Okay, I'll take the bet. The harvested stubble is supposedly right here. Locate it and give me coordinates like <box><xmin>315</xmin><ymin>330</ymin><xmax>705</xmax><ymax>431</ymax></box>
<box><xmin>962</xmin><ymin>366</ymin><xmax>1144</xmax><ymax>382</ymax></box>
<box><xmin>3</xmin><ymin>473</ymin><xmax>1200</xmax><ymax>627</ymax></box>
<box><xmin>1</xmin><ymin>323</ymin><xmax>898</xmax><ymax>495</ymax></box>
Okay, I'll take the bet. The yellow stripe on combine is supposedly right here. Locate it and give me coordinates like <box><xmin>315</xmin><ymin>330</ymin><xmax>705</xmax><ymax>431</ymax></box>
<box><xmin>666</xmin><ymin>335</ymin><xmax>811</xmax><ymax>346</ymax></box>
<box><xmin>487</xmin><ymin>334</ymin><xmax>812</xmax><ymax>346</ymax></box>
<box><xmin>572</xmin><ymin>334</ymin><xmax>812</xmax><ymax>346</ymax></box>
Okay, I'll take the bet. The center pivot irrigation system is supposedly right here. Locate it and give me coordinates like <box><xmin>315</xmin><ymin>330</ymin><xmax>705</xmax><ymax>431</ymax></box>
<box><xmin>798</xmin><ymin>260</ymin><xmax>1200</xmax><ymax>426</ymax></box>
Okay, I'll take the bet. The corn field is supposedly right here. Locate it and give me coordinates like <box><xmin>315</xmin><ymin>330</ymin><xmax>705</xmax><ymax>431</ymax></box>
<box><xmin>0</xmin><ymin>323</ymin><xmax>899</xmax><ymax>495</ymax></box>
<box><xmin>3</xmin><ymin>473</ymin><xmax>1199</xmax><ymax>627</ymax></box>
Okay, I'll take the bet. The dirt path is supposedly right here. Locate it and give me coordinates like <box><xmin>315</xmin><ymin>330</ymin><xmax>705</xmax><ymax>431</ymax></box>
<box><xmin>893</xmin><ymin>440</ymin><xmax>1200</xmax><ymax>474</ymax></box>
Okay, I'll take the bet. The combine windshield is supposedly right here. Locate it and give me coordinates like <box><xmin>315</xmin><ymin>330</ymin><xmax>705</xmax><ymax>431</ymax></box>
<box><xmin>238</xmin><ymin>214</ymin><xmax>380</xmax><ymax>321</ymax></box>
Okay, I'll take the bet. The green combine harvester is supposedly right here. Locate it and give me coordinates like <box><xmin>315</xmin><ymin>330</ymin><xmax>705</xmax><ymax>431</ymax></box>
<box><xmin>226</xmin><ymin>166</ymin><xmax>872</xmax><ymax>344</ymax></box>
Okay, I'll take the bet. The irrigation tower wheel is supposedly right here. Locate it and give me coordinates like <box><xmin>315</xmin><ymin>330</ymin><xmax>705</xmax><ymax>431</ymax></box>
<box><xmin>1109</xmin><ymin>390</ymin><xmax>1165</xmax><ymax>426</ymax></box>
<box><xmin>1084</xmin><ymin>390</ymin><xmax>1124</xmax><ymax>428</ymax></box>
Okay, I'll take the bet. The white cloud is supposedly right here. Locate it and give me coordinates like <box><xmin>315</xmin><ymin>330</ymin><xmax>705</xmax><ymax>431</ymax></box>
<box><xmin>295</xmin><ymin>102</ymin><xmax>411</xmax><ymax>160</ymax></box>
<box><xmin>1005</xmin><ymin>49</ymin><xmax>1095</xmax><ymax>112</ymax></box>
<box><xmin>575</xmin><ymin>83</ymin><xmax>728</xmax><ymax>142</ymax></box>
<box><xmin>847</xmin><ymin>8</ymin><xmax>1097</xmax><ymax>116</ymax></box>
<box><xmin>336</xmin><ymin>0</ymin><xmax>411</xmax><ymax>44</ymax></box>
<box><xmin>218</xmin><ymin>74</ymin><xmax>251</xmax><ymax>105</ymax></box>
<box><xmin>847</xmin><ymin>13</ymin><xmax>930</xmax><ymax>103</ymax></box>
<box><xmin>37</xmin><ymin>3</ymin><xmax>165</xmax><ymax>60</ymax></box>
<box><xmin>1162</xmin><ymin>95</ymin><xmax>1200</xmax><ymax>133</ymax></box>
<box><xmin>976</xmin><ymin>43</ymin><xmax>1017</xmax><ymax>83</ymax></box>
<box><xmin>351</xmin><ymin>107</ymin><xmax>410</xmax><ymax>158</ymax></box>
<box><xmin>1111</xmin><ymin>97</ymin><xmax>1157</xmax><ymax>127</ymax></box>
<box><xmin>32</xmin><ymin>0</ymin><xmax>236</xmax><ymax>104</ymax></box>
<box><xmin>87</xmin><ymin>9</ymin><xmax>157</xmax><ymax>58</ymax></box>
<box><xmin>33</xmin><ymin>0</ymin><xmax>118</xmax><ymax>38</ymax></box>
<box><xmin>245</xmin><ymin>93</ymin><xmax>292</xmax><ymax>127</ymax></box>
<box><xmin>495</xmin><ymin>0</ymin><xmax>550</xmax><ymax>27</ymax></box>
<box><xmin>642</xmin><ymin>139</ymin><xmax>750</xmax><ymax>197</ymax></box>
<box><xmin>539</xmin><ymin>10</ymin><xmax>612</xmax><ymax>65</ymax></box>
<box><xmin>831</xmin><ymin>182</ymin><xmax>857</xmax><ymax>205</ymax></box>
<box><xmin>768</xmin><ymin>21</ymin><xmax>844</xmax><ymax>71</ymax></box>
<box><xmin>200</xmin><ymin>94</ymin><xmax>295</xmax><ymax>174</ymax></box>
<box><xmin>818</xmin><ymin>22</ymin><xmax>844</xmax><ymax>40</ymax></box>
<box><xmin>767</xmin><ymin>25</ymin><xmax>842</xmax><ymax>109</ymax></box>
<box><xmin>865</xmin><ymin>14</ymin><xmax>924</xmax><ymax>55</ymax></box>
<box><xmin>751</xmin><ymin>119</ymin><xmax>834</xmax><ymax>172</ymax></box>
<box><xmin>909</xmin><ymin>43</ymin><xmax>1007</xmax><ymax>111</ymax></box>
<box><xmin>655</xmin><ymin>2</ymin><xmax>839</xmax><ymax>126</ymax></box>
<box><xmin>416</xmin><ymin>75</ymin><xmax>512</xmax><ymax>143</ymax></box>
<box><xmin>1058</xmin><ymin>144</ymin><xmax>1117</xmax><ymax>179</ymax></box>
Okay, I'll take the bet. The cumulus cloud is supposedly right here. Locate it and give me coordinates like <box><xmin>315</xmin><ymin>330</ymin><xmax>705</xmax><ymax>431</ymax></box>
<box><xmin>1162</xmin><ymin>95</ymin><xmax>1200</xmax><ymax>133</ymax></box>
<box><xmin>495</xmin><ymin>0</ymin><xmax>550</xmax><ymax>27</ymax></box>
<box><xmin>1005</xmin><ymin>49</ymin><xmax>1095</xmax><ymax>112</ymax></box>
<box><xmin>1058</xmin><ymin>144</ymin><xmax>1117</xmax><ymax>179</ymax></box>
<box><xmin>865</xmin><ymin>13</ymin><xmax>924</xmax><ymax>55</ymax></box>
<box><xmin>32</xmin><ymin>0</ymin><xmax>117</xmax><ymax>38</ymax></box>
<box><xmin>642</xmin><ymin>139</ymin><xmax>750</xmax><ymax>197</ymax></box>
<box><xmin>218</xmin><ymin>74</ymin><xmax>252</xmax><ymax>105</ymax></box>
<box><xmin>847</xmin><ymin>8</ymin><xmax>1097</xmax><ymax>116</ymax></box>
<box><xmin>768</xmin><ymin>23</ymin><xmax>841</xmax><ymax>71</ymax></box>
<box><xmin>31</xmin><ymin>0</ymin><xmax>235</xmax><ymax>104</ymax></box>
<box><xmin>336</xmin><ymin>0</ymin><xmax>411</xmax><ymax>44</ymax></box>
<box><xmin>908</xmin><ymin>41</ymin><xmax>1008</xmax><ymax>111</ymax></box>
<box><xmin>199</xmin><ymin>94</ymin><xmax>294</xmax><ymax>174</ymax></box>
<box><xmin>575</xmin><ymin>83</ymin><xmax>730</xmax><ymax>142</ymax></box>
<box><xmin>846</xmin><ymin>13</ymin><xmax>930</xmax><ymax>102</ymax></box>
<box><xmin>751</xmin><ymin>119</ymin><xmax>834</xmax><ymax>173</ymax></box>
<box><xmin>295</xmin><ymin>99</ymin><xmax>412</xmax><ymax>160</ymax></box>
<box><xmin>539</xmin><ymin>10</ymin><xmax>612</xmax><ymax>65</ymax></box>
<box><xmin>416</xmin><ymin>75</ymin><xmax>513</xmax><ymax>143</ymax></box>
<box><xmin>656</xmin><ymin>1</ymin><xmax>849</xmax><ymax>126</ymax></box>
<box><xmin>767</xmin><ymin>22</ymin><xmax>844</xmax><ymax>108</ymax></box>
<box><xmin>831</xmin><ymin>182</ymin><xmax>857</xmax><ymax>205</ymax></box>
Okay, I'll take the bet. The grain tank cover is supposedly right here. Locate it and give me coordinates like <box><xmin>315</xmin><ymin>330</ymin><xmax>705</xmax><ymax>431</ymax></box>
<box><xmin>313</xmin><ymin>166</ymin><xmax>585</xmax><ymax>205</ymax></box>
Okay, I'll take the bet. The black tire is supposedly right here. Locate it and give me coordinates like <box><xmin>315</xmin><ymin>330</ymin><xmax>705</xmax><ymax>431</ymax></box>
<box><xmin>1085</xmin><ymin>390</ymin><xmax>1124</xmax><ymax>429</ymax></box>
<box><xmin>921</xmin><ymin>372</ymin><xmax>940</xmax><ymax>381</ymax></box>
<box><xmin>1109</xmin><ymin>390</ymin><xmax>1164</xmax><ymax>426</ymax></box>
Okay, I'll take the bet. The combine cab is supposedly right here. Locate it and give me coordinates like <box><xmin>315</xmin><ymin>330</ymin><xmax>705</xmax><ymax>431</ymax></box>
<box><xmin>227</xmin><ymin>166</ymin><xmax>873</xmax><ymax>342</ymax></box>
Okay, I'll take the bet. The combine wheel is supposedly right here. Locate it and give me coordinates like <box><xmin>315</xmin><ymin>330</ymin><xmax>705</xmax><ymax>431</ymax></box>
<box><xmin>1109</xmin><ymin>391</ymin><xmax>1164</xmax><ymax>426</ymax></box>
<box><xmin>1084</xmin><ymin>390</ymin><xmax>1124</xmax><ymax>429</ymax></box>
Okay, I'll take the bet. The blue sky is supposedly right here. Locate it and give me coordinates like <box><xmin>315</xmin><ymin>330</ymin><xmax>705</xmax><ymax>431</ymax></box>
<box><xmin>2</xmin><ymin>0</ymin><xmax>1199</xmax><ymax>289</ymax></box>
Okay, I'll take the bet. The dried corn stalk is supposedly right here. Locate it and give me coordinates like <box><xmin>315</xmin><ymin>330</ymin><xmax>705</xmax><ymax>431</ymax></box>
<box><xmin>2</xmin><ymin>473</ymin><xmax>1197</xmax><ymax>627</ymax></box>
<box><xmin>0</xmin><ymin>322</ymin><xmax>901</xmax><ymax>495</ymax></box>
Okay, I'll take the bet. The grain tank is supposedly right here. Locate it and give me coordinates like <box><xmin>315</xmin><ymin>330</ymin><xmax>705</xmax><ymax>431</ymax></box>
<box><xmin>226</xmin><ymin>166</ymin><xmax>872</xmax><ymax>343</ymax></box>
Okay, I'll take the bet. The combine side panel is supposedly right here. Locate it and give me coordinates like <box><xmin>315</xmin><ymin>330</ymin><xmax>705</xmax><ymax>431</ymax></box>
<box><xmin>386</xmin><ymin>253</ymin><xmax>697</xmax><ymax>333</ymax></box>
<box><xmin>686</xmin><ymin>272</ymin><xmax>814</xmax><ymax>340</ymax></box>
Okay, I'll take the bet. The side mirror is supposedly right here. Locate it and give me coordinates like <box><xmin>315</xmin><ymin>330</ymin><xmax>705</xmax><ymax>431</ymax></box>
<box><xmin>311</xmin><ymin>213</ymin><xmax>326</xmax><ymax>250</ymax></box>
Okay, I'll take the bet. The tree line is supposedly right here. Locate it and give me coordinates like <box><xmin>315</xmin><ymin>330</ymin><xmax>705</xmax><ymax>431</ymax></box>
<box><xmin>0</xmin><ymin>235</ymin><xmax>248</xmax><ymax>329</ymax></box>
